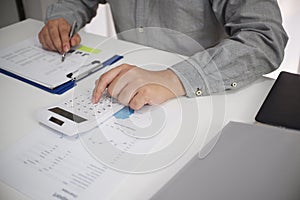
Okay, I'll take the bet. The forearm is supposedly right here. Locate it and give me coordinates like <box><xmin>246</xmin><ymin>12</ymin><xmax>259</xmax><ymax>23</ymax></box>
<box><xmin>45</xmin><ymin>0</ymin><xmax>104</xmax><ymax>30</ymax></box>
<box><xmin>170</xmin><ymin>0</ymin><xmax>288</xmax><ymax>97</ymax></box>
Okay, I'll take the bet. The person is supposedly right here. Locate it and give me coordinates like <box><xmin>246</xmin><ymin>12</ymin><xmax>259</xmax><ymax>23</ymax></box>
<box><xmin>39</xmin><ymin>0</ymin><xmax>288</xmax><ymax>110</ymax></box>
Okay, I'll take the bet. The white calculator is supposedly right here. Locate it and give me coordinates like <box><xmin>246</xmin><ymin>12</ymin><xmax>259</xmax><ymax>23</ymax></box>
<box><xmin>37</xmin><ymin>89</ymin><xmax>124</xmax><ymax>136</ymax></box>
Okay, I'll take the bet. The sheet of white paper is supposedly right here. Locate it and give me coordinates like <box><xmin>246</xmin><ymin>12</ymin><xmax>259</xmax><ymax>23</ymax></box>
<box><xmin>0</xmin><ymin>126</ymin><xmax>128</xmax><ymax>200</ymax></box>
<box><xmin>0</xmin><ymin>37</ymin><xmax>105</xmax><ymax>88</ymax></box>
<box><xmin>0</xmin><ymin>102</ymin><xmax>183</xmax><ymax>199</ymax></box>
<box><xmin>79</xmin><ymin>100</ymin><xmax>186</xmax><ymax>173</ymax></box>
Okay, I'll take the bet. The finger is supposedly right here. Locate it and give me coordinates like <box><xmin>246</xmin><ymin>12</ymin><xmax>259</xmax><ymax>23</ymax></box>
<box><xmin>70</xmin><ymin>33</ymin><xmax>81</xmax><ymax>47</ymax></box>
<box><xmin>107</xmin><ymin>65</ymin><xmax>137</xmax><ymax>99</ymax></box>
<box><xmin>117</xmin><ymin>80</ymin><xmax>144</xmax><ymax>105</ymax></box>
<box><xmin>129</xmin><ymin>89</ymin><xmax>148</xmax><ymax>110</ymax></box>
<box><xmin>93</xmin><ymin>64</ymin><xmax>134</xmax><ymax>103</ymax></box>
<box><xmin>130</xmin><ymin>84</ymin><xmax>177</xmax><ymax>110</ymax></box>
<box><xmin>106</xmin><ymin>72</ymin><xmax>129</xmax><ymax>99</ymax></box>
<box><xmin>48</xmin><ymin>22</ymin><xmax>65</xmax><ymax>53</ymax></box>
<box><xmin>59</xmin><ymin>22</ymin><xmax>71</xmax><ymax>53</ymax></box>
<box><xmin>92</xmin><ymin>66</ymin><xmax>127</xmax><ymax>103</ymax></box>
<box><xmin>43</xmin><ymin>26</ymin><xmax>57</xmax><ymax>51</ymax></box>
<box><xmin>92</xmin><ymin>77</ymin><xmax>107</xmax><ymax>104</ymax></box>
<box><xmin>95</xmin><ymin>79</ymin><xmax>99</xmax><ymax>86</ymax></box>
<box><xmin>39</xmin><ymin>25</ymin><xmax>54</xmax><ymax>50</ymax></box>
<box><xmin>38</xmin><ymin>28</ymin><xmax>48</xmax><ymax>50</ymax></box>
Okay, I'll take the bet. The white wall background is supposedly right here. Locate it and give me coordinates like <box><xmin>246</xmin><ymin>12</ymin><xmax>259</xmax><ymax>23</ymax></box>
<box><xmin>0</xmin><ymin>0</ymin><xmax>20</xmax><ymax>28</ymax></box>
<box><xmin>22</xmin><ymin>0</ymin><xmax>57</xmax><ymax>21</ymax></box>
<box><xmin>84</xmin><ymin>3</ymin><xmax>116</xmax><ymax>37</ymax></box>
<box><xmin>273</xmin><ymin>0</ymin><xmax>300</xmax><ymax>76</ymax></box>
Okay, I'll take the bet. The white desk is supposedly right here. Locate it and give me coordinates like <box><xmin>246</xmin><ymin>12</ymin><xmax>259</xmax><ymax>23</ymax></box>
<box><xmin>0</xmin><ymin>19</ymin><xmax>275</xmax><ymax>200</ymax></box>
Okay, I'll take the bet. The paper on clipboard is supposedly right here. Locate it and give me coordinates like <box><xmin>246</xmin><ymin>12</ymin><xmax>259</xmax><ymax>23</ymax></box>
<box><xmin>0</xmin><ymin>37</ymin><xmax>105</xmax><ymax>89</ymax></box>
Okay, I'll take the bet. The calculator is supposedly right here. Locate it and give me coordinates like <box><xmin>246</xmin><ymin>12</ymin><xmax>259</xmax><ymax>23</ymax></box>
<box><xmin>37</xmin><ymin>89</ymin><xmax>124</xmax><ymax>136</ymax></box>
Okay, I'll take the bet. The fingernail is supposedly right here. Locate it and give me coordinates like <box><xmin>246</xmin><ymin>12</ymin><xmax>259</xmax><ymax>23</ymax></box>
<box><xmin>63</xmin><ymin>44</ymin><xmax>69</xmax><ymax>52</ymax></box>
<box><xmin>92</xmin><ymin>95</ymin><xmax>96</xmax><ymax>104</ymax></box>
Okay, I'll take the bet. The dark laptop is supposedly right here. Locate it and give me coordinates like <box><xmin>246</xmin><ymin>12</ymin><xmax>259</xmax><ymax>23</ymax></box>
<box><xmin>255</xmin><ymin>71</ymin><xmax>300</xmax><ymax>130</ymax></box>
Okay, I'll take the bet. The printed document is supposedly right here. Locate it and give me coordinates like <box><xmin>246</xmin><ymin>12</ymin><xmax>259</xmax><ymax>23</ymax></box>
<box><xmin>0</xmin><ymin>101</ymin><xmax>183</xmax><ymax>199</ymax></box>
<box><xmin>0</xmin><ymin>126</ymin><xmax>128</xmax><ymax>200</ymax></box>
<box><xmin>0</xmin><ymin>37</ymin><xmax>103</xmax><ymax>88</ymax></box>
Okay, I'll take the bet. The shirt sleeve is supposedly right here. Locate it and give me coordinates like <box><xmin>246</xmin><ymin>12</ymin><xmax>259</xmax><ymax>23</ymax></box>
<box><xmin>170</xmin><ymin>0</ymin><xmax>288</xmax><ymax>97</ymax></box>
<box><xmin>45</xmin><ymin>0</ymin><xmax>106</xmax><ymax>30</ymax></box>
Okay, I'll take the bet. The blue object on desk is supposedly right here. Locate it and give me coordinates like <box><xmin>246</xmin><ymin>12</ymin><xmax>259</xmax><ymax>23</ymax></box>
<box><xmin>0</xmin><ymin>54</ymin><xmax>123</xmax><ymax>95</ymax></box>
<box><xmin>0</xmin><ymin>68</ymin><xmax>75</xmax><ymax>95</ymax></box>
<box><xmin>103</xmin><ymin>54</ymin><xmax>123</xmax><ymax>66</ymax></box>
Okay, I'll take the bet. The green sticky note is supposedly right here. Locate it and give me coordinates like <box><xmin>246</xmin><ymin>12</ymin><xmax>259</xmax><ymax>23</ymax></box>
<box><xmin>77</xmin><ymin>45</ymin><xmax>101</xmax><ymax>54</ymax></box>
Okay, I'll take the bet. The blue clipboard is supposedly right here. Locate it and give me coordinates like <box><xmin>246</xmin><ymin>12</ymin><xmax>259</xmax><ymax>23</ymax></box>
<box><xmin>0</xmin><ymin>55</ymin><xmax>123</xmax><ymax>95</ymax></box>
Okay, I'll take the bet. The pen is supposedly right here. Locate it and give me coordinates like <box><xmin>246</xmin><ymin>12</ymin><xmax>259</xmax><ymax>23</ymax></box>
<box><xmin>66</xmin><ymin>55</ymin><xmax>124</xmax><ymax>81</ymax></box>
<box><xmin>61</xmin><ymin>20</ymin><xmax>77</xmax><ymax>62</ymax></box>
<box><xmin>67</xmin><ymin>60</ymin><xmax>103</xmax><ymax>80</ymax></box>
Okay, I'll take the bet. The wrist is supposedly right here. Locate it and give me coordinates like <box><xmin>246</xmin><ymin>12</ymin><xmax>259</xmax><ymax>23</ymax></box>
<box><xmin>164</xmin><ymin>69</ymin><xmax>186</xmax><ymax>96</ymax></box>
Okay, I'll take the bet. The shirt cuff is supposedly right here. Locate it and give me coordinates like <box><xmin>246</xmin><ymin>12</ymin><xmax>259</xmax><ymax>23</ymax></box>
<box><xmin>169</xmin><ymin>58</ymin><xmax>208</xmax><ymax>97</ymax></box>
<box><xmin>45</xmin><ymin>4</ymin><xmax>83</xmax><ymax>31</ymax></box>
<box><xmin>169</xmin><ymin>57</ymin><xmax>227</xmax><ymax>97</ymax></box>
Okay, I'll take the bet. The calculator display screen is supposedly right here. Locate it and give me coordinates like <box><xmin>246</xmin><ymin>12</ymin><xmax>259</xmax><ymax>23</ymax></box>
<box><xmin>49</xmin><ymin>107</ymin><xmax>87</xmax><ymax>123</ymax></box>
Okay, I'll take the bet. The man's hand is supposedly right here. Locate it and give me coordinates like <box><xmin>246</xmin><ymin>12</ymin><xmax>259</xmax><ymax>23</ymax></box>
<box><xmin>38</xmin><ymin>18</ymin><xmax>81</xmax><ymax>53</ymax></box>
<box><xmin>92</xmin><ymin>64</ymin><xmax>186</xmax><ymax>110</ymax></box>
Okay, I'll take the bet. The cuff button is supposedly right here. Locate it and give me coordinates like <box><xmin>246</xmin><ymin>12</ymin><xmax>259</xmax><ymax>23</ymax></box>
<box><xmin>138</xmin><ymin>26</ymin><xmax>144</xmax><ymax>33</ymax></box>
<box><xmin>195</xmin><ymin>88</ymin><xmax>202</xmax><ymax>96</ymax></box>
<box><xmin>231</xmin><ymin>82</ymin><xmax>237</xmax><ymax>88</ymax></box>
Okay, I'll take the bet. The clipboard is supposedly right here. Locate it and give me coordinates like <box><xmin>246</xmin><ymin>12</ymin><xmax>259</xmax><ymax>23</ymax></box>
<box><xmin>0</xmin><ymin>37</ymin><xmax>123</xmax><ymax>94</ymax></box>
<box><xmin>0</xmin><ymin>54</ymin><xmax>123</xmax><ymax>94</ymax></box>
<box><xmin>0</xmin><ymin>68</ymin><xmax>75</xmax><ymax>94</ymax></box>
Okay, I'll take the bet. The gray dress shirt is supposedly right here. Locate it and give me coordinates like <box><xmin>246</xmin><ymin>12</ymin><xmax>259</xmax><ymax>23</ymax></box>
<box><xmin>46</xmin><ymin>0</ymin><xmax>288</xmax><ymax>97</ymax></box>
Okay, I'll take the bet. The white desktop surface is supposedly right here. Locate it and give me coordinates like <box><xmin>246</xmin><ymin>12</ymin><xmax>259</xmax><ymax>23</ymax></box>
<box><xmin>0</xmin><ymin>19</ymin><xmax>275</xmax><ymax>200</ymax></box>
